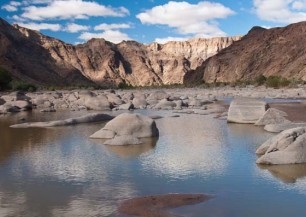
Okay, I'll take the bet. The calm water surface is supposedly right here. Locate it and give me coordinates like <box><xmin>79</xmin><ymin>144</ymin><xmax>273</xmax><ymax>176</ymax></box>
<box><xmin>0</xmin><ymin>109</ymin><xmax>306</xmax><ymax>217</ymax></box>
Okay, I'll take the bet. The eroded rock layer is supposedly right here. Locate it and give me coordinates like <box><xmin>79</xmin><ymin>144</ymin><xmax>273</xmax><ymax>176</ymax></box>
<box><xmin>0</xmin><ymin>18</ymin><xmax>240</xmax><ymax>87</ymax></box>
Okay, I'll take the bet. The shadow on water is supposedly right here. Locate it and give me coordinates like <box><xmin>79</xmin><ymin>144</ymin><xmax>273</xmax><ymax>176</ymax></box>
<box><xmin>257</xmin><ymin>164</ymin><xmax>306</xmax><ymax>184</ymax></box>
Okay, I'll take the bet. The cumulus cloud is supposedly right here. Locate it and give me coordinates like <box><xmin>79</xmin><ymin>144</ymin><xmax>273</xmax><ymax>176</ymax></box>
<box><xmin>17</xmin><ymin>22</ymin><xmax>62</xmax><ymax>31</ymax></box>
<box><xmin>254</xmin><ymin>0</ymin><xmax>306</xmax><ymax>23</ymax></box>
<box><xmin>20</xmin><ymin>0</ymin><xmax>129</xmax><ymax>20</ymax></box>
<box><xmin>137</xmin><ymin>1</ymin><xmax>234</xmax><ymax>38</ymax></box>
<box><xmin>94</xmin><ymin>23</ymin><xmax>131</xmax><ymax>31</ymax></box>
<box><xmin>65</xmin><ymin>23</ymin><xmax>90</xmax><ymax>33</ymax></box>
<box><xmin>1</xmin><ymin>1</ymin><xmax>22</xmax><ymax>12</ymax></box>
<box><xmin>154</xmin><ymin>36</ymin><xmax>189</xmax><ymax>44</ymax></box>
<box><xmin>79</xmin><ymin>30</ymin><xmax>131</xmax><ymax>43</ymax></box>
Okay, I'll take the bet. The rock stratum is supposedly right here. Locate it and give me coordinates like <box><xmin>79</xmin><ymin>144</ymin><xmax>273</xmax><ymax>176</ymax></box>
<box><xmin>0</xmin><ymin>17</ymin><xmax>240</xmax><ymax>87</ymax></box>
<box><xmin>185</xmin><ymin>22</ymin><xmax>306</xmax><ymax>84</ymax></box>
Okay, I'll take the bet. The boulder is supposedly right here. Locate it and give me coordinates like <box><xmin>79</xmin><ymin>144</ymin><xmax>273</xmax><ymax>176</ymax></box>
<box><xmin>118</xmin><ymin>102</ymin><xmax>134</xmax><ymax>110</ymax></box>
<box><xmin>132</xmin><ymin>97</ymin><xmax>147</xmax><ymax>109</ymax></box>
<box><xmin>255</xmin><ymin>108</ymin><xmax>290</xmax><ymax>126</ymax></box>
<box><xmin>106</xmin><ymin>93</ymin><xmax>123</xmax><ymax>105</ymax></box>
<box><xmin>84</xmin><ymin>94</ymin><xmax>111</xmax><ymax>111</ymax></box>
<box><xmin>256</xmin><ymin>127</ymin><xmax>306</xmax><ymax>165</ymax></box>
<box><xmin>227</xmin><ymin>98</ymin><xmax>268</xmax><ymax>123</ymax></box>
<box><xmin>90</xmin><ymin>113</ymin><xmax>159</xmax><ymax>145</ymax></box>
<box><xmin>264</xmin><ymin>122</ymin><xmax>306</xmax><ymax>133</ymax></box>
<box><xmin>11</xmin><ymin>100</ymin><xmax>32</xmax><ymax>110</ymax></box>
<box><xmin>154</xmin><ymin>99</ymin><xmax>176</xmax><ymax>110</ymax></box>
<box><xmin>10</xmin><ymin>113</ymin><xmax>113</xmax><ymax>128</ymax></box>
<box><xmin>0</xmin><ymin>98</ymin><xmax>5</xmax><ymax>105</ymax></box>
<box><xmin>147</xmin><ymin>90</ymin><xmax>169</xmax><ymax>100</ymax></box>
<box><xmin>0</xmin><ymin>104</ymin><xmax>20</xmax><ymax>113</ymax></box>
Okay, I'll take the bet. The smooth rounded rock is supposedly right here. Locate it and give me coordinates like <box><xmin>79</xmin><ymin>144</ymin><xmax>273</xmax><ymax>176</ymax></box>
<box><xmin>256</xmin><ymin>127</ymin><xmax>306</xmax><ymax>165</ymax></box>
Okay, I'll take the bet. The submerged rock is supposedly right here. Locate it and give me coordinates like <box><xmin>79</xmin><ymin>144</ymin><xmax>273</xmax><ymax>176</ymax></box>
<box><xmin>118</xmin><ymin>194</ymin><xmax>213</xmax><ymax>217</ymax></box>
<box><xmin>90</xmin><ymin>113</ymin><xmax>159</xmax><ymax>145</ymax></box>
<box><xmin>227</xmin><ymin>98</ymin><xmax>267</xmax><ymax>124</ymax></box>
<box><xmin>10</xmin><ymin>113</ymin><xmax>113</xmax><ymax>128</ymax></box>
<box><xmin>256</xmin><ymin>127</ymin><xmax>306</xmax><ymax>165</ymax></box>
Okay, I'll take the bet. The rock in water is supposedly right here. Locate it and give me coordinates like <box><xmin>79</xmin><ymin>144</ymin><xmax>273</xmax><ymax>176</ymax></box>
<box><xmin>256</xmin><ymin>127</ymin><xmax>306</xmax><ymax>165</ymax></box>
<box><xmin>118</xmin><ymin>194</ymin><xmax>213</xmax><ymax>217</ymax></box>
<box><xmin>255</xmin><ymin>108</ymin><xmax>290</xmax><ymax>126</ymax></box>
<box><xmin>90</xmin><ymin>113</ymin><xmax>159</xmax><ymax>145</ymax></box>
<box><xmin>227</xmin><ymin>98</ymin><xmax>267</xmax><ymax>124</ymax></box>
<box><xmin>264</xmin><ymin>122</ymin><xmax>306</xmax><ymax>133</ymax></box>
<box><xmin>10</xmin><ymin>113</ymin><xmax>113</xmax><ymax>128</ymax></box>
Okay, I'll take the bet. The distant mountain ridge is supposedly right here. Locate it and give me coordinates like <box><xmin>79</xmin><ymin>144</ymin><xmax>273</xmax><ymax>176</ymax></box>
<box><xmin>184</xmin><ymin>22</ymin><xmax>306</xmax><ymax>84</ymax></box>
<box><xmin>0</xmin><ymin>17</ymin><xmax>240</xmax><ymax>87</ymax></box>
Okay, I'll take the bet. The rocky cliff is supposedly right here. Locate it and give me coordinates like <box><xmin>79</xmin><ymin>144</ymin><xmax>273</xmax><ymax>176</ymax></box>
<box><xmin>0</xmin><ymin>17</ymin><xmax>240</xmax><ymax>87</ymax></box>
<box><xmin>184</xmin><ymin>22</ymin><xmax>306</xmax><ymax>84</ymax></box>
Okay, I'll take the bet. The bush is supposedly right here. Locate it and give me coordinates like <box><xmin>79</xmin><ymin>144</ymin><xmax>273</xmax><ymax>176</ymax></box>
<box><xmin>265</xmin><ymin>76</ymin><xmax>290</xmax><ymax>88</ymax></box>
<box><xmin>254</xmin><ymin>75</ymin><xmax>267</xmax><ymax>86</ymax></box>
<box><xmin>10</xmin><ymin>81</ymin><xmax>37</xmax><ymax>92</ymax></box>
<box><xmin>0</xmin><ymin>67</ymin><xmax>12</xmax><ymax>90</ymax></box>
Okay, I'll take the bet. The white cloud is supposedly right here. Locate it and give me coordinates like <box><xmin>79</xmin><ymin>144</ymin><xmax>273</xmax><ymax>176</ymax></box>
<box><xmin>65</xmin><ymin>23</ymin><xmax>90</xmax><ymax>33</ymax></box>
<box><xmin>21</xmin><ymin>0</ymin><xmax>129</xmax><ymax>21</ymax></box>
<box><xmin>136</xmin><ymin>1</ymin><xmax>234</xmax><ymax>37</ymax></box>
<box><xmin>1</xmin><ymin>1</ymin><xmax>22</xmax><ymax>12</ymax></box>
<box><xmin>154</xmin><ymin>36</ymin><xmax>189</xmax><ymax>44</ymax></box>
<box><xmin>292</xmin><ymin>1</ymin><xmax>306</xmax><ymax>9</ymax></box>
<box><xmin>79</xmin><ymin>30</ymin><xmax>131</xmax><ymax>43</ymax></box>
<box><xmin>94</xmin><ymin>23</ymin><xmax>131</xmax><ymax>31</ymax></box>
<box><xmin>254</xmin><ymin>0</ymin><xmax>306</xmax><ymax>23</ymax></box>
<box><xmin>1</xmin><ymin>4</ymin><xmax>18</xmax><ymax>12</ymax></box>
<box><xmin>17</xmin><ymin>22</ymin><xmax>62</xmax><ymax>31</ymax></box>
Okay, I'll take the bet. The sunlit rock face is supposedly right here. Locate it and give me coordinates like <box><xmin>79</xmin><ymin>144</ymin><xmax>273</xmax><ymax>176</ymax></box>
<box><xmin>0</xmin><ymin>17</ymin><xmax>240</xmax><ymax>86</ymax></box>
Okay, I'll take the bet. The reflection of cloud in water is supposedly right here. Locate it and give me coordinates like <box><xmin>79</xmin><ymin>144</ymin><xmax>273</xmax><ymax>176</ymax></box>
<box><xmin>3</xmin><ymin>137</ymin><xmax>139</xmax><ymax>216</ymax></box>
<box><xmin>0</xmin><ymin>192</ymin><xmax>26</xmax><ymax>217</ymax></box>
<box><xmin>141</xmin><ymin>115</ymin><xmax>228</xmax><ymax>177</ymax></box>
<box><xmin>256</xmin><ymin>163</ymin><xmax>306</xmax><ymax>195</ymax></box>
<box><xmin>51</xmin><ymin>184</ymin><xmax>137</xmax><ymax>217</ymax></box>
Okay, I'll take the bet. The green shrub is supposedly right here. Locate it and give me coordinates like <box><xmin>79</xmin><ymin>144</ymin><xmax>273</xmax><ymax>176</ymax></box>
<box><xmin>254</xmin><ymin>75</ymin><xmax>267</xmax><ymax>86</ymax></box>
<box><xmin>10</xmin><ymin>81</ymin><xmax>37</xmax><ymax>92</ymax></box>
<box><xmin>265</xmin><ymin>76</ymin><xmax>290</xmax><ymax>88</ymax></box>
<box><xmin>0</xmin><ymin>67</ymin><xmax>12</xmax><ymax>90</ymax></box>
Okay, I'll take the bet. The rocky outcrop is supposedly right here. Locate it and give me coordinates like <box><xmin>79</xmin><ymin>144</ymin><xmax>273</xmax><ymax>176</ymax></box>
<box><xmin>0</xmin><ymin>18</ymin><xmax>240</xmax><ymax>87</ymax></box>
<box><xmin>184</xmin><ymin>22</ymin><xmax>306</xmax><ymax>84</ymax></box>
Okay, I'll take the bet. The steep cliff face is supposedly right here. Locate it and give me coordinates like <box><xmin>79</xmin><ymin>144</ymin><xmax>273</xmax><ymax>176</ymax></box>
<box><xmin>184</xmin><ymin>22</ymin><xmax>306</xmax><ymax>84</ymax></box>
<box><xmin>0</xmin><ymin>19</ymin><xmax>93</xmax><ymax>86</ymax></box>
<box><xmin>0</xmin><ymin>18</ymin><xmax>240</xmax><ymax>86</ymax></box>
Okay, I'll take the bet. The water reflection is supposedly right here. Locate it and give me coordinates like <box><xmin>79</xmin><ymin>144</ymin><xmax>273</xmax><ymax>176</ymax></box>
<box><xmin>104</xmin><ymin>137</ymin><xmax>158</xmax><ymax>158</ymax></box>
<box><xmin>257</xmin><ymin>164</ymin><xmax>306</xmax><ymax>184</ymax></box>
<box><xmin>141</xmin><ymin>115</ymin><xmax>229</xmax><ymax>178</ymax></box>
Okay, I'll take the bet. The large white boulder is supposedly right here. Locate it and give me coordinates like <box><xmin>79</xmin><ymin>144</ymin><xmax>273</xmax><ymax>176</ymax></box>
<box><xmin>227</xmin><ymin>98</ymin><xmax>268</xmax><ymax>124</ymax></box>
<box><xmin>255</xmin><ymin>108</ymin><xmax>290</xmax><ymax>126</ymax></box>
<box><xmin>256</xmin><ymin>127</ymin><xmax>306</xmax><ymax>165</ymax></box>
<box><xmin>90</xmin><ymin>113</ymin><xmax>159</xmax><ymax>145</ymax></box>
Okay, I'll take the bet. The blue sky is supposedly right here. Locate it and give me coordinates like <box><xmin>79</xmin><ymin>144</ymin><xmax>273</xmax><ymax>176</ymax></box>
<box><xmin>1</xmin><ymin>0</ymin><xmax>306</xmax><ymax>44</ymax></box>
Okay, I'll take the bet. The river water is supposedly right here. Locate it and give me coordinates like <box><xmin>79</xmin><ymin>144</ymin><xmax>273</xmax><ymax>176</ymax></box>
<box><xmin>0</xmin><ymin>109</ymin><xmax>306</xmax><ymax>217</ymax></box>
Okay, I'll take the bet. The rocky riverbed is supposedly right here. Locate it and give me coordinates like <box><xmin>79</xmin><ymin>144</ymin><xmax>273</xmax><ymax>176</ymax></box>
<box><xmin>1</xmin><ymin>86</ymin><xmax>306</xmax><ymax>216</ymax></box>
